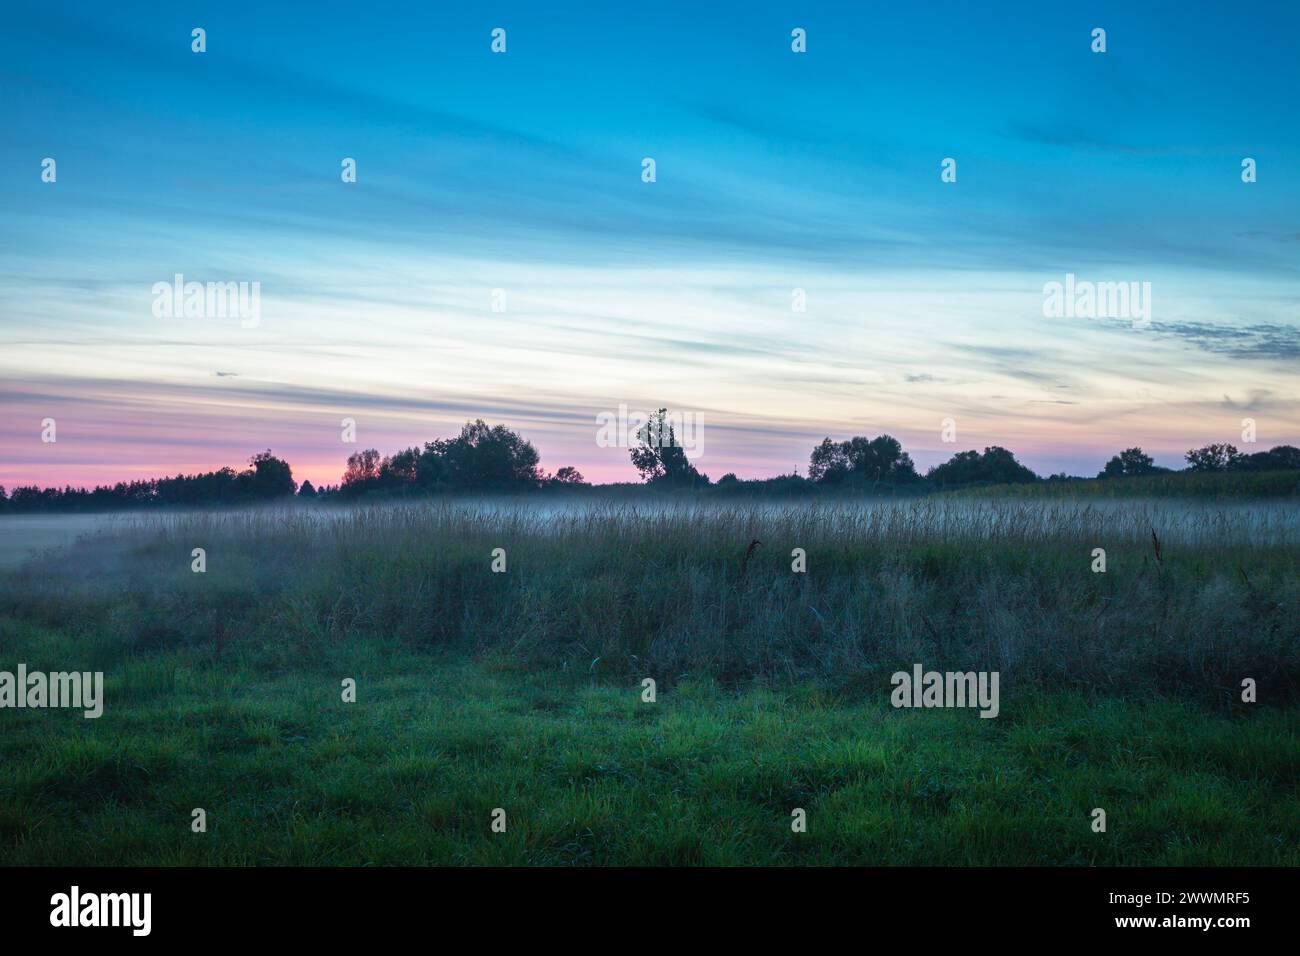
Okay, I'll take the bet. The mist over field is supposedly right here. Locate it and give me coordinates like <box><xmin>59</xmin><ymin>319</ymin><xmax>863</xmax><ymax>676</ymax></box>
<box><xmin>0</xmin><ymin>514</ymin><xmax>142</xmax><ymax>569</ymax></box>
<box><xmin>5</xmin><ymin>495</ymin><xmax>1297</xmax><ymax>692</ymax></box>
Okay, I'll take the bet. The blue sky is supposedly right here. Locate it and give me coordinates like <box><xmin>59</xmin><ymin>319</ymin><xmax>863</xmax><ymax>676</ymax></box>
<box><xmin>2</xmin><ymin>0</ymin><xmax>1298</xmax><ymax>486</ymax></box>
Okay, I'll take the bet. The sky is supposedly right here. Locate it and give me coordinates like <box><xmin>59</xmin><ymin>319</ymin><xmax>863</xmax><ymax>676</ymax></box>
<box><xmin>1</xmin><ymin>0</ymin><xmax>1298</xmax><ymax>488</ymax></box>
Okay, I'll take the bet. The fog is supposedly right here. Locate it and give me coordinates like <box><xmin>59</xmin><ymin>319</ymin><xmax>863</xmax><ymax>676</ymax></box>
<box><xmin>0</xmin><ymin>514</ymin><xmax>143</xmax><ymax>569</ymax></box>
<box><xmin>1</xmin><ymin>496</ymin><xmax>1295</xmax><ymax>571</ymax></box>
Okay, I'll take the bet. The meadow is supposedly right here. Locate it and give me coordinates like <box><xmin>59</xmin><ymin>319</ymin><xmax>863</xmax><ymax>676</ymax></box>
<box><xmin>1</xmin><ymin>496</ymin><xmax>1296</xmax><ymax>865</ymax></box>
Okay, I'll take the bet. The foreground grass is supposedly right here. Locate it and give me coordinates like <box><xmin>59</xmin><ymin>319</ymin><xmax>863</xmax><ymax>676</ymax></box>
<box><xmin>4</xmin><ymin>499</ymin><xmax>1297</xmax><ymax>697</ymax></box>
<box><xmin>1</xmin><ymin>619</ymin><xmax>1295</xmax><ymax>866</ymax></box>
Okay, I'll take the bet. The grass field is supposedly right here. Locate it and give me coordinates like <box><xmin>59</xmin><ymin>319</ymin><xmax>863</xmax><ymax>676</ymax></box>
<box><xmin>950</xmin><ymin>469</ymin><xmax>1300</xmax><ymax>500</ymax></box>
<box><xmin>1</xmin><ymin>498</ymin><xmax>1297</xmax><ymax>865</ymax></box>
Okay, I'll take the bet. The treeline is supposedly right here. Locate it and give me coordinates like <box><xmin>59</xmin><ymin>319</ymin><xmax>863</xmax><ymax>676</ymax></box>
<box><xmin>316</xmin><ymin>409</ymin><xmax>1300</xmax><ymax>499</ymax></box>
<box><xmin>0</xmin><ymin>451</ymin><xmax>296</xmax><ymax>513</ymax></box>
<box><xmin>337</xmin><ymin>420</ymin><xmax>585</xmax><ymax>495</ymax></box>
<box><xmin>805</xmin><ymin>436</ymin><xmax>1038</xmax><ymax>489</ymax></box>
<box><xmin>799</xmin><ymin>436</ymin><xmax>1300</xmax><ymax>489</ymax></box>
<box><xmin>1</xmin><ymin>411</ymin><xmax>1297</xmax><ymax>513</ymax></box>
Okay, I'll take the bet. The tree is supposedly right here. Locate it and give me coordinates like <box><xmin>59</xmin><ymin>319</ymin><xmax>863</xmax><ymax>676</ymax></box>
<box><xmin>378</xmin><ymin>447</ymin><xmax>420</xmax><ymax>487</ymax></box>
<box><xmin>298</xmin><ymin>480</ymin><xmax>317</xmax><ymax>497</ymax></box>
<box><xmin>1099</xmin><ymin>447</ymin><xmax>1160</xmax><ymax>478</ymax></box>
<box><xmin>808</xmin><ymin>434</ymin><xmax>918</xmax><ymax>485</ymax></box>
<box><xmin>1185</xmin><ymin>443</ymin><xmax>1241</xmax><ymax>473</ymax></box>
<box><xmin>1267</xmin><ymin>444</ymin><xmax>1300</xmax><ymax>470</ymax></box>
<box><xmin>246</xmin><ymin>450</ymin><xmax>296</xmax><ymax>498</ymax></box>
<box><xmin>844</xmin><ymin>435</ymin><xmax>918</xmax><ymax>484</ymax></box>
<box><xmin>343</xmin><ymin>449</ymin><xmax>382</xmax><ymax>490</ymax></box>
<box><xmin>808</xmin><ymin>438</ymin><xmax>850</xmax><ymax>483</ymax></box>
<box><xmin>927</xmin><ymin>446</ymin><xmax>1038</xmax><ymax>487</ymax></box>
<box><xmin>339</xmin><ymin>421</ymin><xmax>546</xmax><ymax>495</ymax></box>
<box><xmin>416</xmin><ymin>442</ymin><xmax>449</xmax><ymax>488</ymax></box>
<box><xmin>1235</xmin><ymin>445</ymin><xmax>1300</xmax><ymax>471</ymax></box>
<box><xmin>629</xmin><ymin>409</ymin><xmax>708</xmax><ymax>487</ymax></box>
<box><xmin>437</xmin><ymin>420</ymin><xmax>543</xmax><ymax>490</ymax></box>
<box><xmin>552</xmin><ymin>466</ymin><xmax>586</xmax><ymax>485</ymax></box>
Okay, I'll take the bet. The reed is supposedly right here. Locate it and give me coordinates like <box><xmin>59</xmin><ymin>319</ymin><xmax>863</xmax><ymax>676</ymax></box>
<box><xmin>3</xmin><ymin>498</ymin><xmax>1295</xmax><ymax>702</ymax></box>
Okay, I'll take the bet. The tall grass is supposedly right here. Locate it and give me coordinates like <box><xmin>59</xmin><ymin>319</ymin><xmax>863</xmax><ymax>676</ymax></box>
<box><xmin>951</xmin><ymin>469</ymin><xmax>1300</xmax><ymax>499</ymax></box>
<box><xmin>2</xmin><ymin>498</ymin><xmax>1296</xmax><ymax>702</ymax></box>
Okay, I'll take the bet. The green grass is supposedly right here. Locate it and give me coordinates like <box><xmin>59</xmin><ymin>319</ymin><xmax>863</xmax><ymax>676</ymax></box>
<box><xmin>1</xmin><ymin>618</ymin><xmax>1295</xmax><ymax>866</ymax></box>
<box><xmin>1</xmin><ymin>499</ymin><xmax>1296</xmax><ymax>865</ymax></box>
<box><xmin>4</xmin><ymin>499</ymin><xmax>1295</xmax><ymax>696</ymax></box>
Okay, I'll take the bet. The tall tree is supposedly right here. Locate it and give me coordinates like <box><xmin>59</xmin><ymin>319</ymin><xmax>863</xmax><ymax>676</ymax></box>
<box><xmin>343</xmin><ymin>449</ymin><xmax>382</xmax><ymax>490</ymax></box>
<box><xmin>629</xmin><ymin>409</ymin><xmax>707</xmax><ymax>487</ymax></box>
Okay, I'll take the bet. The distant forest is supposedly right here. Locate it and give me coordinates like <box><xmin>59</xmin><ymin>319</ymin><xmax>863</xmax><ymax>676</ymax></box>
<box><xmin>2</xmin><ymin>411</ymin><xmax>1298</xmax><ymax>512</ymax></box>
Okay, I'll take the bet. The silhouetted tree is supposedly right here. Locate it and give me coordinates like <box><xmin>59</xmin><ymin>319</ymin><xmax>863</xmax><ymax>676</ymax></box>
<box><xmin>1185</xmin><ymin>443</ymin><xmax>1241</xmax><ymax>472</ymax></box>
<box><xmin>436</xmin><ymin>420</ymin><xmax>543</xmax><ymax>490</ymax></box>
<box><xmin>379</xmin><ymin>448</ymin><xmax>420</xmax><ymax>487</ymax></box>
<box><xmin>246</xmin><ymin>450</ymin><xmax>296</xmax><ymax>498</ymax></box>
<box><xmin>337</xmin><ymin>422</ymin><xmax>546</xmax><ymax>495</ymax></box>
<box><xmin>552</xmin><ymin>466</ymin><xmax>586</xmax><ymax>485</ymax></box>
<box><xmin>1099</xmin><ymin>447</ymin><xmax>1164</xmax><ymax>478</ymax></box>
<box><xmin>343</xmin><ymin>449</ymin><xmax>382</xmax><ymax>491</ymax></box>
<box><xmin>808</xmin><ymin>438</ymin><xmax>847</xmax><ymax>482</ymax></box>
<box><xmin>927</xmin><ymin>446</ymin><xmax>1038</xmax><ymax>487</ymax></box>
<box><xmin>629</xmin><ymin>409</ymin><xmax>708</xmax><ymax>487</ymax></box>
<box><xmin>809</xmin><ymin>434</ymin><xmax>918</xmax><ymax>485</ymax></box>
<box><xmin>1233</xmin><ymin>445</ymin><xmax>1300</xmax><ymax>471</ymax></box>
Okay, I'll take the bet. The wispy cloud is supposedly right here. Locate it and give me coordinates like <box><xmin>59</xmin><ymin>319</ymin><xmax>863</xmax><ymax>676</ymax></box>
<box><xmin>1</xmin><ymin>2</ymin><xmax>1298</xmax><ymax>485</ymax></box>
